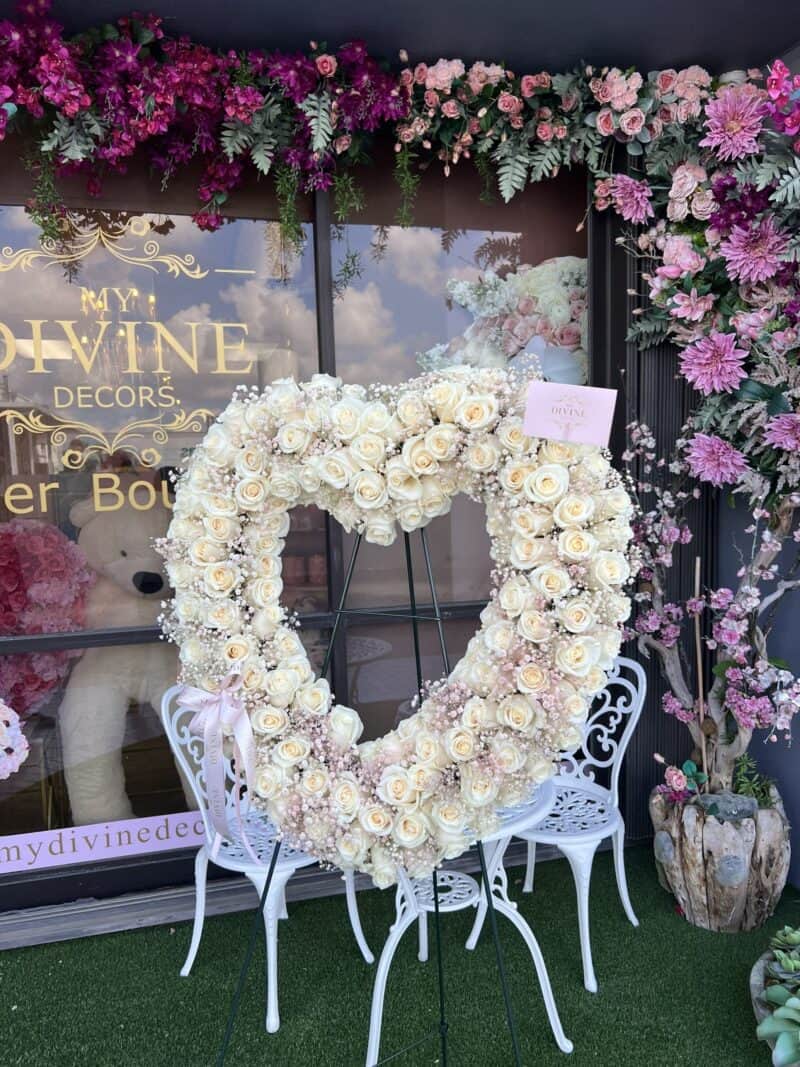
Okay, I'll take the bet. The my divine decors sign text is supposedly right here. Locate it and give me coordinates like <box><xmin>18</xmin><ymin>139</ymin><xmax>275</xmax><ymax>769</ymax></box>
<box><xmin>1</xmin><ymin>279</ymin><xmax>259</xmax><ymax>516</ymax></box>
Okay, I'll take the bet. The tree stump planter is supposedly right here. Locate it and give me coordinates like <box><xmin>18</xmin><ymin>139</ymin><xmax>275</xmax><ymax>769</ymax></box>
<box><xmin>649</xmin><ymin>787</ymin><xmax>791</xmax><ymax>932</ymax></box>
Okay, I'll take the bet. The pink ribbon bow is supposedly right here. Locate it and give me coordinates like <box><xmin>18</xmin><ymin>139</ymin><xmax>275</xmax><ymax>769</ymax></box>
<box><xmin>177</xmin><ymin>674</ymin><xmax>259</xmax><ymax>862</ymax></box>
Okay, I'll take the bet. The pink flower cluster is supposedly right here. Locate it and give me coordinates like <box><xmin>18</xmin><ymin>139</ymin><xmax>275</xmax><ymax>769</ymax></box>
<box><xmin>679</xmin><ymin>332</ymin><xmax>748</xmax><ymax>396</ymax></box>
<box><xmin>685</xmin><ymin>433</ymin><xmax>749</xmax><ymax>487</ymax></box>
<box><xmin>0</xmin><ymin>519</ymin><xmax>95</xmax><ymax>717</ymax></box>
<box><xmin>700</xmin><ymin>82</ymin><xmax>767</xmax><ymax>161</ymax></box>
<box><xmin>667</xmin><ymin>163</ymin><xmax>713</xmax><ymax>222</ymax></box>
<box><xmin>766</xmin><ymin>59</ymin><xmax>800</xmax><ymax>151</ymax></box>
<box><xmin>595</xmin><ymin>174</ymin><xmax>653</xmax><ymax>224</ymax></box>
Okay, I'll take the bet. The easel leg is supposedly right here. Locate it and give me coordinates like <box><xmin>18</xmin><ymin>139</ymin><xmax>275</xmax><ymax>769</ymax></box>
<box><xmin>477</xmin><ymin>840</ymin><xmax>523</xmax><ymax>1067</ymax></box>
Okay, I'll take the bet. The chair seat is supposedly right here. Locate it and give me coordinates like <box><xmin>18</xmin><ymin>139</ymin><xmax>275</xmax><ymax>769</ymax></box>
<box><xmin>412</xmin><ymin>870</ymin><xmax>480</xmax><ymax>913</ymax></box>
<box><xmin>211</xmin><ymin>810</ymin><xmax>316</xmax><ymax>873</ymax></box>
<box><xmin>518</xmin><ymin>782</ymin><xmax>620</xmax><ymax>844</ymax></box>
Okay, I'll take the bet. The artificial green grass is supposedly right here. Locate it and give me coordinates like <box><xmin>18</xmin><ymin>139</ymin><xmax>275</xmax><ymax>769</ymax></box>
<box><xmin>2</xmin><ymin>846</ymin><xmax>798</xmax><ymax>1066</ymax></box>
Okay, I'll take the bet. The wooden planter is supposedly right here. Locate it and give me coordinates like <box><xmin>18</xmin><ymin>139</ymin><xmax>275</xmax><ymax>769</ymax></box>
<box><xmin>649</xmin><ymin>788</ymin><xmax>791</xmax><ymax>932</ymax></box>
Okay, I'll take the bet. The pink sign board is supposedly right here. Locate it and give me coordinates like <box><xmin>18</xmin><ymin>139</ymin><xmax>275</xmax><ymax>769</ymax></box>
<box><xmin>523</xmin><ymin>380</ymin><xmax>618</xmax><ymax>447</ymax></box>
<box><xmin>0</xmin><ymin>811</ymin><xmax>205</xmax><ymax>875</ymax></box>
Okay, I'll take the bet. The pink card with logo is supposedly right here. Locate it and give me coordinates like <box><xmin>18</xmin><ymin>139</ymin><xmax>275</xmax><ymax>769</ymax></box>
<box><xmin>523</xmin><ymin>381</ymin><xmax>618</xmax><ymax>447</ymax></box>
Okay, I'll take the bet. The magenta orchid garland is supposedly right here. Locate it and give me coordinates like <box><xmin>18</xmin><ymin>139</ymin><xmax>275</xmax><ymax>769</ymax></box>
<box><xmin>0</xmin><ymin>2</ymin><xmax>798</xmax><ymax>793</ymax></box>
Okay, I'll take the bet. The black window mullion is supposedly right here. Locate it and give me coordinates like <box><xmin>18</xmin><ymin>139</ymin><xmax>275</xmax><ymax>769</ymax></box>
<box><xmin>312</xmin><ymin>189</ymin><xmax>350</xmax><ymax>705</ymax></box>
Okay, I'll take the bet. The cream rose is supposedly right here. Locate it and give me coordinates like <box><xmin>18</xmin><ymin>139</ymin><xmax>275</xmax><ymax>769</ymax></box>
<box><xmin>385</xmin><ymin>458</ymin><xmax>422</xmax><ymax>501</ymax></box>
<box><xmin>518</xmin><ymin>609</ymin><xmax>552</xmax><ymax>643</ymax></box>
<box><xmin>329</xmin><ymin>704</ymin><xmax>364</xmax><ymax>748</ymax></box>
<box><xmin>316</xmin><ymin>450</ymin><xmax>356</xmax><ymax>490</ymax></box>
<box><xmin>332</xmin><ymin>775</ymin><xmax>361</xmax><ymax>821</ymax></box>
<box><xmin>352</xmin><ymin>470</ymin><xmax>389</xmax><ymax>510</ymax></box>
<box><xmin>203</xmin><ymin>515</ymin><xmax>240</xmax><ymax>543</ymax></box>
<box><xmin>252</xmin><ymin>705</ymin><xmax>289</xmax><ymax>736</ymax></box>
<box><xmin>558</xmin><ymin>528</ymin><xmax>598</xmax><ymax>562</ymax></box>
<box><xmin>465</xmin><ymin>437</ymin><xmax>501</xmax><ymax>473</ymax></box>
<box><xmin>530</xmin><ymin>563</ymin><xmax>571</xmax><ymax>600</ymax></box>
<box><xmin>265</xmin><ymin>668</ymin><xmax>300</xmax><ymax>707</ymax></box>
<box><xmin>555</xmin><ymin>636</ymin><xmax>602</xmax><ymax>678</ymax></box>
<box><xmin>500</xmin><ymin>459</ymin><xmax>532</xmax><ymax>495</ymax></box>
<box><xmin>377</xmin><ymin>764</ymin><xmax>418</xmax><ymax>807</ymax></box>
<box><xmin>330</xmin><ymin>396</ymin><xmax>365</xmax><ymax>440</ymax></box>
<box><xmin>427</xmin><ymin>379</ymin><xmax>466</xmax><ymax>421</ymax></box>
<box><xmin>510</xmin><ymin>534</ymin><xmax>554</xmax><ymax>571</ymax></box>
<box><xmin>516</xmin><ymin>662</ymin><xmax>549</xmax><ymax>695</ymax></box>
<box><xmin>393</xmin><ymin>811</ymin><xmax>429</xmax><ymax>849</ymax></box>
<box><xmin>235</xmin><ymin>477</ymin><xmax>269</xmax><ymax>511</ymax></box>
<box><xmin>498</xmin><ymin>576</ymin><xmax>531</xmax><ymax>617</ymax></box>
<box><xmin>402</xmin><ymin>436</ymin><xmax>439</xmax><ymax>477</ymax></box>
<box><xmin>497</xmin><ymin>694</ymin><xmax>538</xmax><ymax>731</ymax></box>
<box><xmin>497</xmin><ymin>416</ymin><xmax>530</xmax><ymax>454</ymax></box>
<box><xmin>429</xmin><ymin>799</ymin><xmax>467</xmax><ymax>834</ymax></box>
<box><xmin>350</xmin><ymin>432</ymin><xmax>386</xmax><ymax>469</ymax></box>
<box><xmin>273</xmin><ymin>735</ymin><xmax>311</xmax><ymax>767</ymax></box>
<box><xmin>455</xmin><ymin>393</ymin><xmax>499</xmax><ymax>431</ymax></box>
<box><xmin>558</xmin><ymin>598</ymin><xmax>597</xmax><ymax>633</ymax></box>
<box><xmin>365</xmin><ymin>514</ymin><xmax>397</xmax><ymax>546</ymax></box>
<box><xmin>337</xmin><ymin>827</ymin><xmax>368</xmax><ymax>865</ymax></box>
<box><xmin>460</xmin><ymin>764</ymin><xmax>499</xmax><ymax>807</ymax></box>
<box><xmin>255</xmin><ymin>764</ymin><xmax>286</xmax><ymax>799</ymax></box>
<box><xmin>203</xmin><ymin>561</ymin><xmax>239</xmax><ymax>598</ymax></box>
<box><xmin>294</xmin><ymin>679</ymin><xmax>331</xmax><ymax>715</ymax></box>
<box><xmin>300</xmin><ymin>763</ymin><xmax>330</xmax><ymax>797</ymax></box>
<box><xmin>589</xmin><ymin>551</ymin><xmax>630</xmax><ymax>588</ymax></box>
<box><xmin>553</xmin><ymin>494</ymin><xmax>595</xmax><ymax>527</ymax></box>
<box><xmin>510</xmin><ymin>505</ymin><xmax>553</xmax><ymax>537</ymax></box>
<box><xmin>490</xmin><ymin>736</ymin><xmax>526</xmax><ymax>773</ymax></box>
<box><xmin>524</xmin><ymin>464</ymin><xmax>569</xmax><ymax>504</ymax></box>
<box><xmin>358</xmin><ymin>400</ymin><xmax>393</xmax><ymax>435</ymax></box>
<box><xmin>358</xmin><ymin>804</ymin><xmax>393</xmax><ymax>837</ymax></box>
<box><xmin>444</xmin><ymin>726</ymin><xmax>477</xmax><ymax>762</ymax></box>
<box><xmin>276</xmin><ymin>422</ymin><xmax>312</xmax><ymax>454</ymax></box>
<box><xmin>425</xmin><ymin>423</ymin><xmax>460</xmax><ymax>461</ymax></box>
<box><xmin>484</xmin><ymin>620</ymin><xmax>516</xmax><ymax>655</ymax></box>
<box><xmin>189</xmin><ymin>538</ymin><xmax>228</xmax><ymax>566</ymax></box>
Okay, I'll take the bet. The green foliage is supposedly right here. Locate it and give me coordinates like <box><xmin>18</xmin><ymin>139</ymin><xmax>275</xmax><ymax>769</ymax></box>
<box><xmin>331</xmin><ymin>248</ymin><xmax>363</xmax><ymax>299</ymax></box>
<box><xmin>732</xmin><ymin>754</ymin><xmax>775</xmax><ymax>809</ymax></box>
<box><xmin>527</xmin><ymin>142</ymin><xmax>563</xmax><ymax>184</ymax></box>
<box><xmin>332</xmin><ymin>172</ymin><xmax>365</xmax><ymax>223</ymax></box>
<box><xmin>220</xmin><ymin>96</ymin><xmax>288</xmax><ymax>176</ymax></box>
<box><xmin>626</xmin><ymin>312</ymin><xmax>671</xmax><ymax>349</ymax></box>
<box><xmin>40</xmin><ymin>112</ymin><xmax>109</xmax><ymax>162</ymax></box>
<box><xmin>274</xmin><ymin>164</ymin><xmax>304</xmax><ymax>254</ymax></box>
<box><xmin>23</xmin><ymin>154</ymin><xmax>65</xmax><ymax>246</ymax></box>
<box><xmin>299</xmin><ymin>92</ymin><xmax>333</xmax><ymax>154</ymax></box>
<box><xmin>772</xmin><ymin>160</ymin><xmax>800</xmax><ymax>205</ymax></box>
<box><xmin>394</xmin><ymin>146</ymin><xmax>420</xmax><ymax>228</ymax></box>
<box><xmin>493</xmin><ymin>143</ymin><xmax>530</xmax><ymax>203</ymax></box>
<box><xmin>733</xmin><ymin>155</ymin><xmax>786</xmax><ymax>191</ymax></box>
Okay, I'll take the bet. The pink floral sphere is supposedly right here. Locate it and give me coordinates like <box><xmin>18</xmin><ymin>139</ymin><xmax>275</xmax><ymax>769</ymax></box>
<box><xmin>0</xmin><ymin>520</ymin><xmax>95</xmax><ymax>718</ymax></box>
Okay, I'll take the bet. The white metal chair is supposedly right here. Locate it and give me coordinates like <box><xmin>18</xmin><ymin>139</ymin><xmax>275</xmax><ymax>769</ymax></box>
<box><xmin>160</xmin><ymin>684</ymin><xmax>374</xmax><ymax>1033</ymax></box>
<box><xmin>512</xmin><ymin>656</ymin><xmax>645</xmax><ymax>994</ymax></box>
<box><xmin>366</xmin><ymin>779</ymin><xmax>573</xmax><ymax>1066</ymax></box>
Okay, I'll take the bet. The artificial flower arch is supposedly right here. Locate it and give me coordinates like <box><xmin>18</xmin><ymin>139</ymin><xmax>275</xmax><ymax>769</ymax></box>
<box><xmin>160</xmin><ymin>367</ymin><xmax>635</xmax><ymax>885</ymax></box>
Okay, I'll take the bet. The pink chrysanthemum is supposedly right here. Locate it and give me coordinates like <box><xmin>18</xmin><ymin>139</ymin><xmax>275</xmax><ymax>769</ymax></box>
<box><xmin>679</xmin><ymin>331</ymin><xmax>748</xmax><ymax>395</ymax></box>
<box><xmin>764</xmin><ymin>412</ymin><xmax>800</xmax><ymax>451</ymax></box>
<box><xmin>720</xmin><ymin>216</ymin><xmax>789</xmax><ymax>285</ymax></box>
<box><xmin>609</xmin><ymin>174</ymin><xmax>654</xmax><ymax>224</ymax></box>
<box><xmin>699</xmin><ymin>83</ymin><xmax>766</xmax><ymax>160</ymax></box>
<box><xmin>686</xmin><ymin>433</ymin><xmax>749</xmax><ymax>487</ymax></box>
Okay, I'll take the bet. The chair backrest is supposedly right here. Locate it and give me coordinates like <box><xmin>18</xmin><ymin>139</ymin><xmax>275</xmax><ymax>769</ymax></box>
<box><xmin>160</xmin><ymin>684</ymin><xmax>245</xmax><ymax>849</ymax></box>
<box><xmin>560</xmin><ymin>655</ymin><xmax>647</xmax><ymax>808</ymax></box>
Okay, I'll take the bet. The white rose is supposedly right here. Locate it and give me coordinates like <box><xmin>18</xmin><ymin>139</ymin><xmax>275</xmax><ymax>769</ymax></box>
<box><xmin>499</xmin><ymin>459</ymin><xmax>532</xmax><ymax>495</ymax></box>
<box><xmin>465</xmin><ymin>437</ymin><xmax>501</xmax><ymax>473</ymax></box>
<box><xmin>589</xmin><ymin>551</ymin><xmax>630</xmax><ymax>588</ymax></box>
<box><xmin>484</xmin><ymin>620</ymin><xmax>515</xmax><ymax>655</ymax></box>
<box><xmin>402</xmin><ymin>436</ymin><xmax>439</xmax><ymax>477</ymax></box>
<box><xmin>539</xmin><ymin>440</ymin><xmax>578</xmax><ymax>464</ymax></box>
<box><xmin>167</xmin><ymin>561</ymin><xmax>194</xmax><ymax>589</ymax></box>
<box><xmin>597</xmin><ymin>487</ymin><xmax>634</xmax><ymax>520</ymax></box>
<box><xmin>261</xmin><ymin>511</ymin><xmax>291</xmax><ymax>538</ymax></box>
<box><xmin>370</xmin><ymin>845</ymin><xmax>398</xmax><ymax>888</ymax></box>
<box><xmin>359</xmin><ymin>804</ymin><xmax>394</xmax><ymax>837</ymax></box>
<box><xmin>330</xmin><ymin>396</ymin><xmax>365</xmax><ymax>440</ymax></box>
<box><xmin>420</xmin><ymin>478</ymin><xmax>450</xmax><ymax>519</ymax></box>
<box><xmin>266</xmin><ymin>380</ymin><xmax>303</xmax><ymax>418</ymax></box>
<box><xmin>267</xmin><ymin>470</ymin><xmax>300</xmax><ymax>503</ymax></box>
<box><xmin>553</xmin><ymin>494</ymin><xmax>596</xmax><ymax>527</ymax></box>
<box><xmin>510</xmin><ymin>535</ymin><xmax>554</xmax><ymax>571</ymax></box>
<box><xmin>575</xmin><ymin>453</ymin><xmax>611</xmax><ymax>483</ymax></box>
<box><xmin>294</xmin><ymin>679</ymin><xmax>331</xmax><ymax>716</ymax></box>
<box><xmin>579</xmin><ymin>665</ymin><xmax>608</xmax><ymax>696</ymax></box>
<box><xmin>392</xmin><ymin>811</ymin><xmax>429</xmax><ymax>849</ymax></box>
<box><xmin>490</xmin><ymin>736</ymin><xmax>526</xmax><ymax>773</ymax></box>
<box><xmin>365</xmin><ymin>514</ymin><xmax>397</xmax><ymax>546</ymax></box>
<box><xmin>179</xmin><ymin>636</ymin><xmax>206</xmax><ymax>666</ymax></box>
<box><xmin>253</xmin><ymin>554</ymin><xmax>281</xmax><ymax>578</ymax></box>
<box><xmin>555</xmin><ymin>636</ymin><xmax>602</xmax><ymax>678</ymax></box>
<box><xmin>272</xmin><ymin>627</ymin><xmax>306</xmax><ymax>659</ymax></box>
<box><xmin>245</xmin><ymin>577</ymin><xmax>283</xmax><ymax>609</ymax></box>
<box><xmin>524</xmin><ymin>464</ymin><xmax>569</xmax><ymax>504</ymax></box>
<box><xmin>510</xmin><ymin>505</ymin><xmax>553</xmax><ymax>537</ymax></box>
<box><xmin>350</xmin><ymin>432</ymin><xmax>386</xmax><ymax>469</ymax></box>
<box><xmin>170</xmin><ymin>518</ymin><xmax>204</xmax><ymax>542</ymax></box>
<box><xmin>444</xmin><ymin>726</ymin><xmax>477</xmax><ymax>762</ymax></box>
<box><xmin>427</xmin><ymin>379</ymin><xmax>466</xmax><ymax>421</ymax></box>
<box><xmin>203</xmin><ymin>562</ymin><xmax>239</xmax><ymax>598</ymax></box>
<box><xmin>175</xmin><ymin>594</ymin><xmax>204</xmax><ymax>623</ymax></box>
<box><xmin>203</xmin><ymin>493</ymin><xmax>238</xmax><ymax>518</ymax></box>
<box><xmin>272</xmin><ymin>735</ymin><xmax>311</xmax><ymax>767</ymax></box>
<box><xmin>498</xmin><ymin>576</ymin><xmax>531</xmax><ymax>617</ymax></box>
<box><xmin>359</xmin><ymin>401</ymin><xmax>393</xmax><ymax>435</ymax></box>
<box><xmin>455</xmin><ymin>393</ymin><xmax>499</xmax><ymax>431</ymax></box>
<box><xmin>429</xmin><ymin>799</ymin><xmax>467</xmax><ymax>834</ymax></box>
<box><xmin>337</xmin><ymin>827</ymin><xmax>368</xmax><ymax>866</ymax></box>
<box><xmin>461</xmin><ymin>696</ymin><xmax>496</xmax><ymax>730</ymax></box>
<box><xmin>497</xmin><ymin>416</ymin><xmax>530</xmax><ymax>454</ymax></box>
<box><xmin>352</xmin><ymin>470</ymin><xmax>389</xmax><ymax>510</ymax></box>
<box><xmin>235</xmin><ymin>445</ymin><xmax>265</xmax><ymax>476</ymax></box>
<box><xmin>397</xmin><ymin>501</ymin><xmax>424</xmax><ymax>532</ymax></box>
<box><xmin>276</xmin><ymin>422</ymin><xmax>312</xmax><ymax>454</ymax></box>
<box><xmin>251</xmin><ymin>604</ymin><xmax>284</xmax><ymax>638</ymax></box>
<box><xmin>203</xmin><ymin>515</ymin><xmax>240</xmax><ymax>543</ymax></box>
<box><xmin>604</xmin><ymin>591</ymin><xmax>632</xmax><ymax>623</ymax></box>
<box><xmin>516</xmin><ymin>662</ymin><xmax>550</xmax><ymax>695</ymax></box>
<box><xmin>317</xmin><ymin>450</ymin><xmax>357</xmax><ymax>490</ymax></box>
<box><xmin>255</xmin><ymin>764</ymin><xmax>286</xmax><ymax>799</ymax></box>
<box><xmin>300</xmin><ymin>763</ymin><xmax>329</xmax><ymax>797</ymax></box>
<box><xmin>252</xmin><ymin>705</ymin><xmax>289</xmax><ymax>736</ymax></box>
<box><xmin>518</xmin><ymin>609</ymin><xmax>552</xmax><ymax>643</ymax></box>
<box><xmin>385</xmin><ymin>457</ymin><xmax>422</xmax><ymax>501</ymax></box>
<box><xmin>243</xmin><ymin>400</ymin><xmax>273</xmax><ymax>433</ymax></box>
<box><xmin>526</xmin><ymin>755</ymin><xmax>555</xmax><ymax>784</ymax></box>
<box><xmin>331</xmin><ymin>775</ymin><xmax>361</xmax><ymax>821</ymax></box>
<box><xmin>395</xmin><ymin>392</ymin><xmax>430</xmax><ymax>431</ymax></box>
<box><xmin>235</xmin><ymin>477</ymin><xmax>269</xmax><ymax>511</ymax></box>
<box><xmin>329</xmin><ymin>704</ymin><xmax>364</xmax><ymax>748</ymax></box>
<box><xmin>558</xmin><ymin>598</ymin><xmax>597</xmax><ymax>633</ymax></box>
<box><xmin>425</xmin><ymin>423</ymin><xmax>460</xmax><ymax>461</ymax></box>
<box><xmin>497</xmin><ymin>694</ymin><xmax>540</xmax><ymax>731</ymax></box>
<box><xmin>265</xmin><ymin>668</ymin><xmax>300</xmax><ymax>707</ymax></box>
<box><xmin>222</xmin><ymin>635</ymin><xmax>252</xmax><ymax>666</ymax></box>
<box><xmin>558</xmin><ymin>528</ymin><xmax>598</xmax><ymax>562</ymax></box>
<box><xmin>204</xmin><ymin>424</ymin><xmax>238</xmax><ymax>466</ymax></box>
<box><xmin>415</xmin><ymin>730</ymin><xmax>447</xmax><ymax>768</ymax></box>
<box><xmin>531</xmin><ymin>564</ymin><xmax>571</xmax><ymax>600</ymax></box>
<box><xmin>460</xmin><ymin>764</ymin><xmax>499</xmax><ymax>808</ymax></box>
<box><xmin>593</xmin><ymin>520</ymin><xmax>633</xmax><ymax>551</ymax></box>
<box><xmin>377</xmin><ymin>764</ymin><xmax>418</xmax><ymax>807</ymax></box>
<box><xmin>407</xmin><ymin>762</ymin><xmax>441</xmax><ymax>798</ymax></box>
<box><xmin>558</xmin><ymin>724</ymin><xmax>584</xmax><ymax>750</ymax></box>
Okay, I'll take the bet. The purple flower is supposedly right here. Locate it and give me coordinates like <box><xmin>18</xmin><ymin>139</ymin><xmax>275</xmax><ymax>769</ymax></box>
<box><xmin>610</xmin><ymin>174</ymin><xmax>653</xmax><ymax>224</ymax></box>
<box><xmin>720</xmin><ymin>216</ymin><xmax>789</xmax><ymax>285</ymax></box>
<box><xmin>700</xmin><ymin>83</ymin><xmax>766</xmax><ymax>161</ymax></box>
<box><xmin>679</xmin><ymin>331</ymin><xmax>748</xmax><ymax>395</ymax></box>
<box><xmin>764</xmin><ymin>412</ymin><xmax>800</xmax><ymax>451</ymax></box>
<box><xmin>686</xmin><ymin>433</ymin><xmax>749</xmax><ymax>487</ymax></box>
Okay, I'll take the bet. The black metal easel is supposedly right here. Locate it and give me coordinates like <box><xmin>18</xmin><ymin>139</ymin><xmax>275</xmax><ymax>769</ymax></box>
<box><xmin>216</xmin><ymin>528</ymin><xmax>523</xmax><ymax>1067</ymax></box>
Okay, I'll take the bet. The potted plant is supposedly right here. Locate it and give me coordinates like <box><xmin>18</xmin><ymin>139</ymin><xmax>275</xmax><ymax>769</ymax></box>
<box><xmin>753</xmin><ymin>926</ymin><xmax>800</xmax><ymax>1065</ymax></box>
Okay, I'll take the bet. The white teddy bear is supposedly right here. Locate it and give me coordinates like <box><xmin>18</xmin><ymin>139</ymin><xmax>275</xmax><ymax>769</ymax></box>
<box><xmin>59</xmin><ymin>473</ymin><xmax>187</xmax><ymax>825</ymax></box>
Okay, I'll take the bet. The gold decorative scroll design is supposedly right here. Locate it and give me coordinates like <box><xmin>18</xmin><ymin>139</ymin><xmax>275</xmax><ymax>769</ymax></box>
<box><xmin>0</xmin><ymin>216</ymin><xmax>209</xmax><ymax>278</ymax></box>
<box><xmin>0</xmin><ymin>407</ymin><xmax>215</xmax><ymax>469</ymax></box>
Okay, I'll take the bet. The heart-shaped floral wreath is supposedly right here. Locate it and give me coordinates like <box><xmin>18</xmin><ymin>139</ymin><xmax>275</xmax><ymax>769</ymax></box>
<box><xmin>159</xmin><ymin>367</ymin><xmax>635</xmax><ymax>886</ymax></box>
